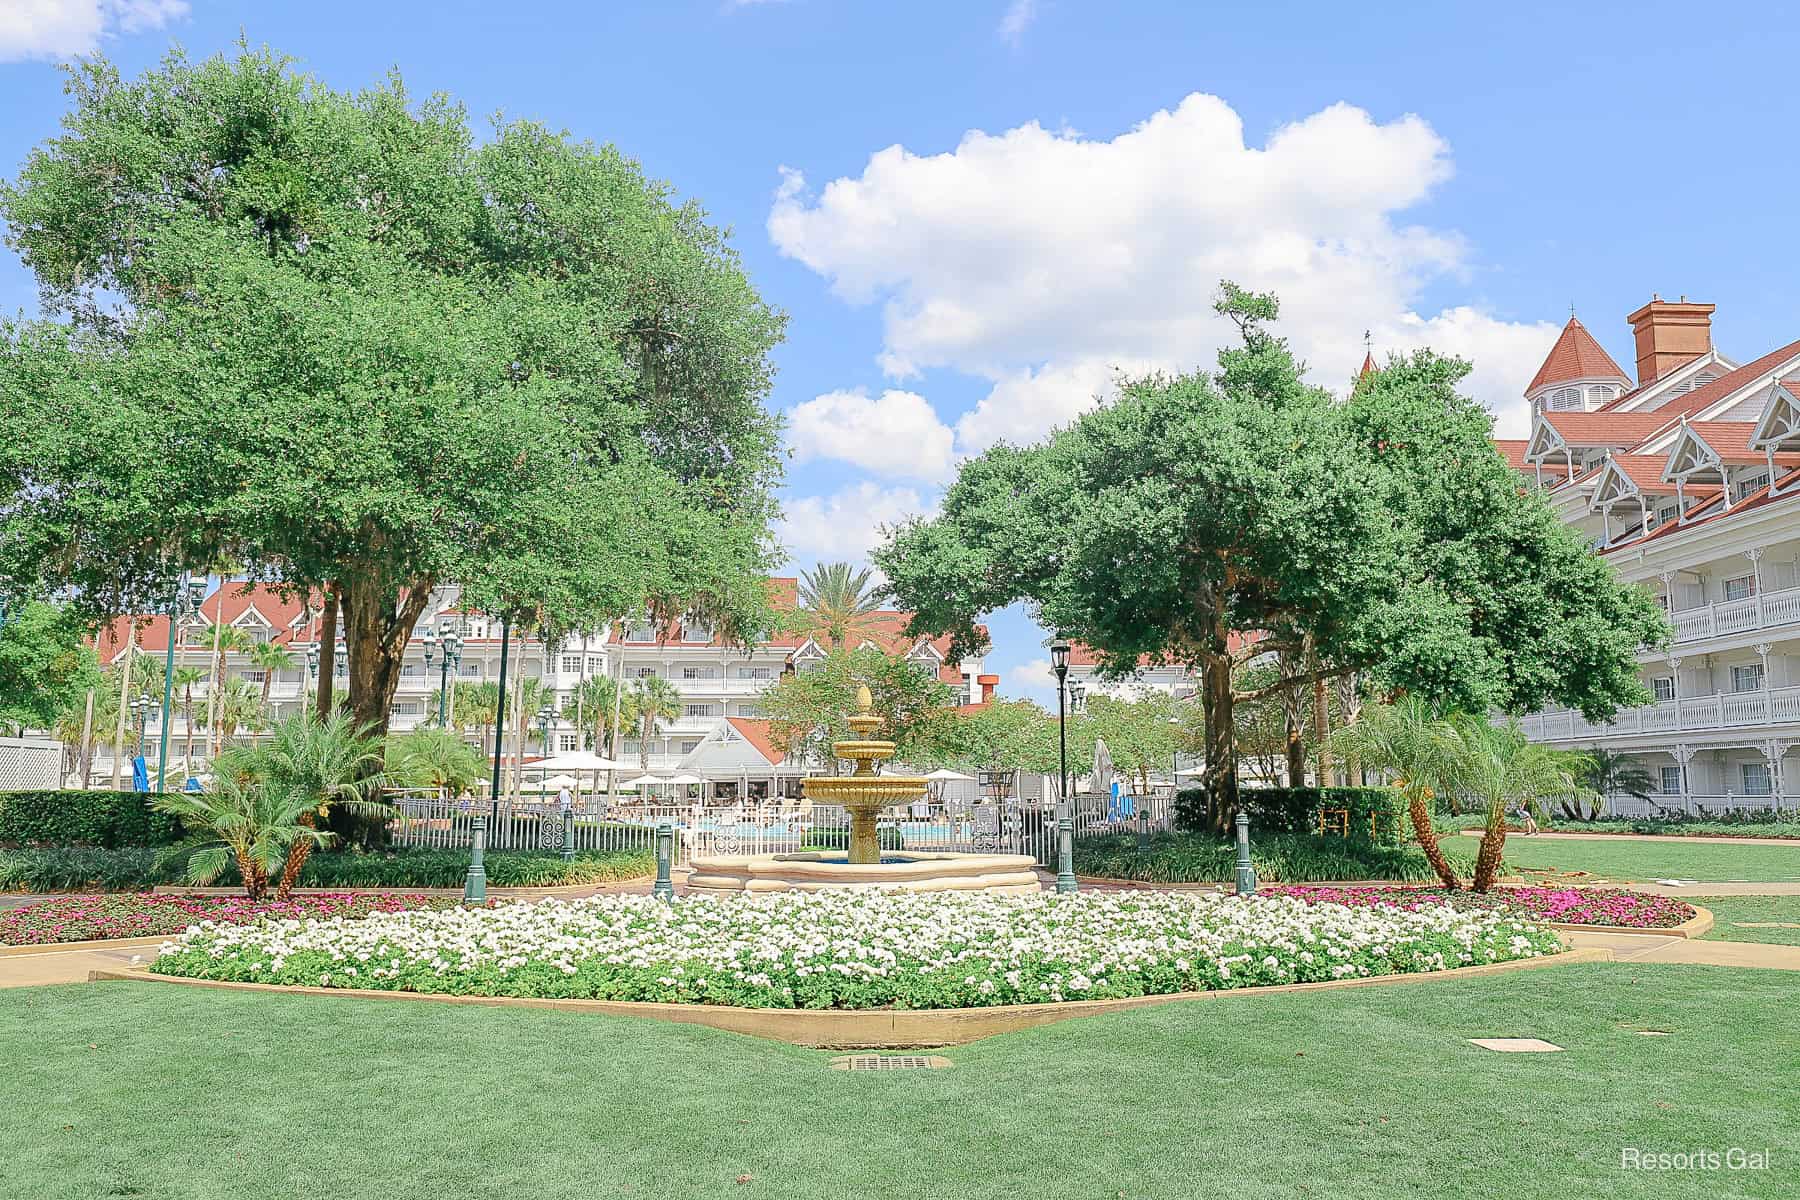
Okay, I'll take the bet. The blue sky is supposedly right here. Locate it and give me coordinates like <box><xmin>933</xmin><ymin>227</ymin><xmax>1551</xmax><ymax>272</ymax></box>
<box><xmin>4</xmin><ymin>1</ymin><xmax>1797</xmax><ymax>702</ymax></box>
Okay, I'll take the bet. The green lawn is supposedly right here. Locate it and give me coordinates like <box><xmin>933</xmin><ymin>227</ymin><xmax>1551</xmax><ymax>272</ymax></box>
<box><xmin>1478</xmin><ymin>833</ymin><xmax>1800</xmax><ymax>882</ymax></box>
<box><xmin>3</xmin><ymin>965</ymin><xmax>1795</xmax><ymax>1199</ymax></box>
<box><xmin>1698</xmin><ymin>896</ymin><xmax>1800</xmax><ymax>946</ymax></box>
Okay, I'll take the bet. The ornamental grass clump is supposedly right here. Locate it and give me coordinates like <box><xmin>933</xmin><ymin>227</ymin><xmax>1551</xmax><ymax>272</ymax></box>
<box><xmin>153</xmin><ymin>890</ymin><xmax>1564</xmax><ymax>1009</ymax></box>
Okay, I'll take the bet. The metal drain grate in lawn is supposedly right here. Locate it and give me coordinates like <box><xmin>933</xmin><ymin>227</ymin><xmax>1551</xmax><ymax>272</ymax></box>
<box><xmin>829</xmin><ymin>1054</ymin><xmax>953</xmax><ymax>1071</ymax></box>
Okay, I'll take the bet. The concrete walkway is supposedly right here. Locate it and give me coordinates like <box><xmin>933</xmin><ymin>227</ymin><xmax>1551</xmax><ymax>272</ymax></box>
<box><xmin>0</xmin><ymin>942</ymin><xmax>156</xmax><ymax>988</ymax></box>
<box><xmin>1624</xmin><ymin>880</ymin><xmax>1800</xmax><ymax>896</ymax></box>
<box><xmin>1563</xmin><ymin>930</ymin><xmax>1800</xmax><ymax>970</ymax></box>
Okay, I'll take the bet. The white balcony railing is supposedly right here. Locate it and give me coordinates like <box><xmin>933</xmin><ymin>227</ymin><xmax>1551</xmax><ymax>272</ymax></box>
<box><xmin>1668</xmin><ymin>585</ymin><xmax>1800</xmax><ymax>645</ymax></box>
<box><xmin>1523</xmin><ymin>684</ymin><xmax>1800</xmax><ymax>741</ymax></box>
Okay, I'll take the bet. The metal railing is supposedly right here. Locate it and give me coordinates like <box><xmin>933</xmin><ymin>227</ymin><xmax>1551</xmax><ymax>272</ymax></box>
<box><xmin>1669</xmin><ymin>585</ymin><xmax>1800</xmax><ymax>644</ymax></box>
<box><xmin>386</xmin><ymin>789</ymin><xmax>1178</xmax><ymax>868</ymax></box>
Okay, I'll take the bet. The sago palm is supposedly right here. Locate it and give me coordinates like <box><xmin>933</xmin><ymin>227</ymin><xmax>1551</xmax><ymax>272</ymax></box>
<box><xmin>1571</xmin><ymin>747</ymin><xmax>1652</xmax><ymax>818</ymax></box>
<box><xmin>1453</xmin><ymin>717</ymin><xmax>1587</xmax><ymax>892</ymax></box>
<box><xmin>1329</xmin><ymin>697</ymin><xmax>1468</xmax><ymax>889</ymax></box>
<box><xmin>630</xmin><ymin>675</ymin><xmax>683</xmax><ymax>768</ymax></box>
<box><xmin>253</xmin><ymin>710</ymin><xmax>392</xmax><ymax>897</ymax></box>
<box><xmin>152</xmin><ymin>763</ymin><xmax>332</xmax><ymax>900</ymax></box>
<box><xmin>798</xmin><ymin>562</ymin><xmax>885</xmax><ymax>649</ymax></box>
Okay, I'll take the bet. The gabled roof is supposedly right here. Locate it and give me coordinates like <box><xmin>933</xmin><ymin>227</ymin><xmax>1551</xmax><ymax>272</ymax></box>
<box><xmin>93</xmin><ymin>582</ymin><xmax>324</xmax><ymax>660</ymax></box>
<box><xmin>1494</xmin><ymin>439</ymin><xmax>1530</xmax><ymax>471</ymax></box>
<box><xmin>1651</xmin><ymin>338</ymin><xmax>1800</xmax><ymax>421</ymax></box>
<box><xmin>1594</xmin><ymin>454</ymin><xmax>1692</xmax><ymax>498</ymax></box>
<box><xmin>724</xmin><ymin>718</ymin><xmax>785</xmax><ymax>765</ymax></box>
<box><xmin>1603</xmin><ymin>466</ymin><xmax>1800</xmax><ymax>553</ymax></box>
<box><xmin>1536</xmin><ymin>411</ymin><xmax>1672</xmax><ymax>447</ymax></box>
<box><xmin>1527</xmin><ymin>316</ymin><xmax>1632</xmax><ymax>395</ymax></box>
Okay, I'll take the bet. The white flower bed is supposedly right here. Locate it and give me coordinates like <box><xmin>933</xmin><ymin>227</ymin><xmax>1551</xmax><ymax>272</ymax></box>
<box><xmin>151</xmin><ymin>891</ymin><xmax>1563</xmax><ymax>1009</ymax></box>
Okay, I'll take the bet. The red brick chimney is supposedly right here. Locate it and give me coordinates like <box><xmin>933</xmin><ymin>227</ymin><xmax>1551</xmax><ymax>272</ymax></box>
<box><xmin>976</xmin><ymin>673</ymin><xmax>999</xmax><ymax>705</ymax></box>
<box><xmin>1626</xmin><ymin>295</ymin><xmax>1714</xmax><ymax>386</ymax></box>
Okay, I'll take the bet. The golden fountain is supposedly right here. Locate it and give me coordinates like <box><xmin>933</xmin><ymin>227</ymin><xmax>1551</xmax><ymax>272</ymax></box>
<box><xmin>802</xmin><ymin>683</ymin><xmax>926</xmax><ymax>865</ymax></box>
<box><xmin>685</xmin><ymin>683</ymin><xmax>1041</xmax><ymax>894</ymax></box>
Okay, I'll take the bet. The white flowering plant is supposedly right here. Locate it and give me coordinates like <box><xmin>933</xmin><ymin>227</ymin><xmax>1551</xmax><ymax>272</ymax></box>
<box><xmin>151</xmin><ymin>890</ymin><xmax>1563</xmax><ymax>1010</ymax></box>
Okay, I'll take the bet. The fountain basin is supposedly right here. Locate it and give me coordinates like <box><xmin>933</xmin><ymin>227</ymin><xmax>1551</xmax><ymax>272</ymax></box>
<box><xmin>686</xmin><ymin>850</ymin><xmax>1042</xmax><ymax>894</ymax></box>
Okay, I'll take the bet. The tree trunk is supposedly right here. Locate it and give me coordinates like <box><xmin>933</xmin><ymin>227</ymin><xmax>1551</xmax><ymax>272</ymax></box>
<box><xmin>315</xmin><ymin>587</ymin><xmax>339</xmax><ymax>715</ymax></box>
<box><xmin>236</xmin><ymin>851</ymin><xmax>268</xmax><ymax>901</ymax></box>
<box><xmin>334</xmin><ymin>571</ymin><xmax>432</xmax><ymax>845</ymax></box>
<box><xmin>1406</xmin><ymin>785</ymin><xmax>1462</xmax><ymax>890</ymax></box>
<box><xmin>1472</xmin><ymin>801</ymin><xmax>1506</xmax><ymax>892</ymax></box>
<box><xmin>182</xmin><ymin>688</ymin><xmax>195</xmax><ymax>775</ymax></box>
<box><xmin>110</xmin><ymin>638</ymin><xmax>134</xmax><ymax>791</ymax></box>
<box><xmin>205</xmin><ymin>590</ymin><xmax>227</xmax><ymax>757</ymax></box>
<box><xmin>1312</xmin><ymin>678</ymin><xmax>1331</xmax><ymax>787</ymax></box>
<box><xmin>508</xmin><ymin>641</ymin><xmax>528</xmax><ymax>802</ymax></box>
<box><xmin>1200</xmin><ymin>649</ymin><xmax>1237</xmax><ymax>834</ymax></box>
<box><xmin>276</xmin><ymin>813</ymin><xmax>317</xmax><ymax>900</ymax></box>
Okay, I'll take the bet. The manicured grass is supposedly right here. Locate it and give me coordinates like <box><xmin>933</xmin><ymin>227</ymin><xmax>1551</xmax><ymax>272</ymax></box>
<box><xmin>1697</xmin><ymin>896</ymin><xmax>1800</xmax><ymax>946</ymax></box>
<box><xmin>1480</xmin><ymin>833</ymin><xmax>1800</xmax><ymax>883</ymax></box>
<box><xmin>2</xmin><ymin>964</ymin><xmax>1793</xmax><ymax>1199</ymax></box>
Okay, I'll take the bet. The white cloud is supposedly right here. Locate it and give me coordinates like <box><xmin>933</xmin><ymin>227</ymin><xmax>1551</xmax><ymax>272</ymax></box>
<box><xmin>777</xmin><ymin>482</ymin><xmax>936</xmax><ymax>564</ymax></box>
<box><xmin>0</xmin><ymin>0</ymin><xmax>188</xmax><ymax>62</ymax></box>
<box><xmin>769</xmin><ymin>93</ymin><xmax>1560</xmax><ymax>445</ymax></box>
<box><xmin>788</xmin><ymin>388</ymin><xmax>957</xmax><ymax>482</ymax></box>
<box><xmin>1003</xmin><ymin>657</ymin><xmax>1056</xmax><ymax>703</ymax></box>
<box><xmin>997</xmin><ymin>0</ymin><xmax>1037</xmax><ymax>44</ymax></box>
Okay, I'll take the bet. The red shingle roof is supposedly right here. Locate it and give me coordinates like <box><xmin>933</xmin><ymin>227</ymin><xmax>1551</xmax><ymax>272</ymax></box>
<box><xmin>1655</xmin><ymin>340</ymin><xmax>1800</xmax><ymax>420</ymax></box>
<box><xmin>1538</xmin><ymin>411</ymin><xmax>1673</xmax><ymax>447</ymax></box>
<box><xmin>1527</xmin><ymin>316</ymin><xmax>1631</xmax><ymax>395</ymax></box>
<box><xmin>1494</xmin><ymin>440</ymin><xmax>1530</xmax><ymax>470</ymax></box>
<box><xmin>724</xmin><ymin>718</ymin><xmax>785</xmax><ymax>765</ymax></box>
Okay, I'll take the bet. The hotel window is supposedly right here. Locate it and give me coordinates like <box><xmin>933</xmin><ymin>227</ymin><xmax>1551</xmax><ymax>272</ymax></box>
<box><xmin>1659</xmin><ymin>766</ymin><xmax>1682</xmax><ymax>794</ymax></box>
<box><xmin>1657</xmin><ymin>503</ymin><xmax>1678</xmax><ymax>525</ymax></box>
<box><xmin>1652</xmin><ymin>676</ymin><xmax>1675</xmax><ymax>702</ymax></box>
<box><xmin>587</xmin><ymin>655</ymin><xmax>605</xmax><ymax>673</ymax></box>
<box><xmin>1549</xmin><ymin>387</ymin><xmax>1582</xmax><ymax>411</ymax></box>
<box><xmin>623</xmin><ymin>619</ymin><xmax>657</xmax><ymax>643</ymax></box>
<box><xmin>738</xmin><ymin>666</ymin><xmax>772</xmax><ymax>680</ymax></box>
<box><xmin>559</xmin><ymin>734</ymin><xmax>579</xmax><ymax>752</ymax></box>
<box><xmin>679</xmin><ymin>740</ymin><xmax>700</xmax><ymax>756</ymax></box>
<box><xmin>1742</xmin><ymin>762</ymin><xmax>1773</xmax><ymax>796</ymax></box>
<box><xmin>1734</xmin><ymin>473</ymin><xmax>1770</xmax><ymax>502</ymax></box>
<box><xmin>400</xmin><ymin>664</ymin><xmax>419</xmax><ymax>678</ymax></box>
<box><xmin>1731</xmin><ymin>663</ymin><xmax>1765</xmax><ymax>693</ymax></box>
<box><xmin>241</xmin><ymin>669</ymin><xmax>267</xmax><ymax>684</ymax></box>
<box><xmin>684</xmin><ymin>703</ymin><xmax>717</xmax><ymax>719</ymax></box>
<box><xmin>680</xmin><ymin>614</ymin><xmax>712</xmax><ymax>643</ymax></box>
<box><xmin>460</xmin><ymin>662</ymin><xmax>481</xmax><ymax>677</ymax></box>
<box><xmin>1724</xmin><ymin>574</ymin><xmax>1757</xmax><ymax>601</ymax></box>
<box><xmin>682</xmin><ymin>666</ymin><xmax>718</xmax><ymax>680</ymax></box>
<box><xmin>633</xmin><ymin>666</ymin><xmax>657</xmax><ymax>679</ymax></box>
<box><xmin>559</xmin><ymin>655</ymin><xmax>583</xmax><ymax>673</ymax></box>
<box><xmin>1587</xmin><ymin>385</ymin><xmax>1614</xmax><ymax>405</ymax></box>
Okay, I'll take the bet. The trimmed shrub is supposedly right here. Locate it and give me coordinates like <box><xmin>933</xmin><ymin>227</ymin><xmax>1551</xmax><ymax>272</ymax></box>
<box><xmin>0</xmin><ymin>845</ymin><xmax>653</xmax><ymax>893</ymax></box>
<box><xmin>1432</xmin><ymin>811</ymin><xmax>1800</xmax><ymax>839</ymax></box>
<box><xmin>1174</xmin><ymin>785</ymin><xmax>1407</xmax><ymax>845</ymax></box>
<box><xmin>1071</xmin><ymin>832</ymin><xmax>1480</xmax><ymax>885</ymax></box>
<box><xmin>0</xmin><ymin>790</ymin><xmax>182</xmax><ymax>848</ymax></box>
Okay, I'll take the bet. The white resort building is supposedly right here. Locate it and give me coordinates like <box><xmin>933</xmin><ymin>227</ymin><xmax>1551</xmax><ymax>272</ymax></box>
<box><xmin>90</xmin><ymin>578</ymin><xmax>993</xmax><ymax>790</ymax></box>
<box><xmin>1509</xmin><ymin>297</ymin><xmax>1800</xmax><ymax>814</ymax></box>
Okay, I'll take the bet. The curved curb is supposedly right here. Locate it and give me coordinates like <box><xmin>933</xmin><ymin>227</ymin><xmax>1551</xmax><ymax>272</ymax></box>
<box><xmin>0</xmin><ymin>934</ymin><xmax>168</xmax><ymax>957</ymax></box>
<box><xmin>1550</xmin><ymin>904</ymin><xmax>1712</xmax><ymax>940</ymax></box>
<box><xmin>86</xmin><ymin>947</ymin><xmax>1609</xmax><ymax>1049</ymax></box>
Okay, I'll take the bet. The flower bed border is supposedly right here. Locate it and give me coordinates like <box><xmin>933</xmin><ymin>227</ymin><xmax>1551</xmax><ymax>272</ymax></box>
<box><xmin>1080</xmin><ymin>879</ymin><xmax>1712</xmax><ymax>937</ymax></box>
<box><xmin>88</xmin><ymin>945</ymin><xmax>1608</xmax><ymax>1049</ymax></box>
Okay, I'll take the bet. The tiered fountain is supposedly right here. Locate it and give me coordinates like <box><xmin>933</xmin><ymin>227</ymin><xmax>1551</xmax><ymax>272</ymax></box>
<box><xmin>686</xmin><ymin>684</ymin><xmax>1041</xmax><ymax>893</ymax></box>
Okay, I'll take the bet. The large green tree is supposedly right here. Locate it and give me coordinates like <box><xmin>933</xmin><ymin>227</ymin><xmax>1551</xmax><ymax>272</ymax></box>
<box><xmin>0</xmin><ymin>46</ymin><xmax>785</xmax><ymax>752</ymax></box>
<box><xmin>760</xmin><ymin>647</ymin><xmax>952</xmax><ymax>772</ymax></box>
<box><xmin>877</xmin><ymin>283</ymin><xmax>1667</xmax><ymax>825</ymax></box>
<box><xmin>0</xmin><ymin>601</ymin><xmax>101</xmax><ymax>734</ymax></box>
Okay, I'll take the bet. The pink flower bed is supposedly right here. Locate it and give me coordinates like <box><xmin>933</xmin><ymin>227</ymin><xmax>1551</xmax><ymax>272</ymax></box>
<box><xmin>1264</xmin><ymin>884</ymin><xmax>1694</xmax><ymax>929</ymax></box>
<box><xmin>0</xmin><ymin>893</ymin><xmax>462</xmax><ymax>945</ymax></box>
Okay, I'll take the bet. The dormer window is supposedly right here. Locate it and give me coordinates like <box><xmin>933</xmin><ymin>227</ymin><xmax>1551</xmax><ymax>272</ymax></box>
<box><xmin>623</xmin><ymin>617</ymin><xmax>657</xmax><ymax>643</ymax></box>
<box><xmin>680</xmin><ymin>615</ymin><xmax>712</xmax><ymax>643</ymax></box>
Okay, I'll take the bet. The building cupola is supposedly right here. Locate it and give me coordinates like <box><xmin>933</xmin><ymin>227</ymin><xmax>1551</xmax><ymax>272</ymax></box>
<box><xmin>1525</xmin><ymin>313</ymin><xmax>1634</xmax><ymax>413</ymax></box>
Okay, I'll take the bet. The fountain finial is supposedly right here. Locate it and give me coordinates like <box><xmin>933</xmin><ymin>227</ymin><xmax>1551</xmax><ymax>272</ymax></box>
<box><xmin>855</xmin><ymin>683</ymin><xmax>872</xmax><ymax>714</ymax></box>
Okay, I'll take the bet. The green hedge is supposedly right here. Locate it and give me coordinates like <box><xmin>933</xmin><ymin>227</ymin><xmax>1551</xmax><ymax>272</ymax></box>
<box><xmin>1071</xmin><ymin>832</ymin><xmax>1478</xmax><ymax>885</ymax></box>
<box><xmin>0</xmin><ymin>846</ymin><xmax>653</xmax><ymax>893</ymax></box>
<box><xmin>0</xmin><ymin>790</ymin><xmax>181</xmax><ymax>849</ymax></box>
<box><xmin>1173</xmin><ymin>786</ymin><xmax>1406</xmax><ymax>845</ymax></box>
<box><xmin>1434</xmin><ymin>811</ymin><xmax>1800</xmax><ymax>840</ymax></box>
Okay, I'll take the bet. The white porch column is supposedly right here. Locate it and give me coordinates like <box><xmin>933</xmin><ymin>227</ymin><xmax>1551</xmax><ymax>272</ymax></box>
<box><xmin>1758</xmin><ymin>642</ymin><xmax>1774</xmax><ymax>723</ymax></box>
<box><xmin>1669</xmin><ymin>655</ymin><xmax>1682</xmax><ymax>728</ymax></box>
<box><xmin>1764</xmin><ymin>739</ymin><xmax>1784</xmax><ymax>813</ymax></box>
<box><xmin>1673</xmin><ymin>744</ymin><xmax>1695</xmax><ymax>810</ymax></box>
<box><xmin>1749</xmin><ymin>547</ymin><xmax>1767</xmax><ymax>627</ymax></box>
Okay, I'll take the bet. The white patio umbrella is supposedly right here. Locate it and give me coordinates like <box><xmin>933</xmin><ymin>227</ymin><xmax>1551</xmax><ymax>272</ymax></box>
<box><xmin>520</xmin><ymin>773</ymin><xmax>579</xmax><ymax>792</ymax></box>
<box><xmin>620</xmin><ymin>774</ymin><xmax>664</xmax><ymax>790</ymax></box>
<box><xmin>924</xmin><ymin>768</ymin><xmax>975</xmax><ymax>781</ymax></box>
<box><xmin>535</xmin><ymin>751</ymin><xmax>629</xmax><ymax>772</ymax></box>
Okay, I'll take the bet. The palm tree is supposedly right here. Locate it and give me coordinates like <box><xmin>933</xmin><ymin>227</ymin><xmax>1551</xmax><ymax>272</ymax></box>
<box><xmin>153</xmin><ymin>761</ymin><xmax>333</xmax><ymax>900</ymax></box>
<box><xmin>798</xmin><ymin>562</ymin><xmax>885</xmax><ymax>648</ymax></box>
<box><xmin>1454</xmin><ymin>718</ymin><xmax>1587</xmax><ymax>892</ymax></box>
<box><xmin>210</xmin><ymin>677</ymin><xmax>269</xmax><ymax>750</ymax></box>
<box><xmin>205</xmin><ymin>626</ymin><xmax>252</xmax><ymax>755</ymax></box>
<box><xmin>1329</xmin><ymin>697</ymin><xmax>1469</xmax><ymax>890</ymax></box>
<box><xmin>170</xmin><ymin>665</ymin><xmax>207</xmax><ymax>777</ymax></box>
<box><xmin>247</xmin><ymin>640</ymin><xmax>296</xmax><ymax>707</ymax></box>
<box><xmin>252</xmin><ymin>710</ymin><xmax>392</xmax><ymax>896</ymax></box>
<box><xmin>562</xmin><ymin>675</ymin><xmax>623</xmax><ymax>754</ymax></box>
<box><xmin>387</xmin><ymin>727</ymin><xmax>486</xmax><ymax>797</ymax></box>
<box><xmin>452</xmin><ymin>680</ymin><xmax>500</xmax><ymax>750</ymax></box>
<box><xmin>630</xmin><ymin>675</ymin><xmax>682</xmax><ymax>768</ymax></box>
<box><xmin>1572</xmin><ymin>748</ymin><xmax>1652</xmax><ymax>819</ymax></box>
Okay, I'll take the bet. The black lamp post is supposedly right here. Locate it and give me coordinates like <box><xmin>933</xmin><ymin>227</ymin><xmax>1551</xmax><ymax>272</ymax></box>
<box><xmin>1049</xmin><ymin>638</ymin><xmax>1077</xmax><ymax>893</ymax></box>
<box><xmin>131</xmin><ymin>694</ymin><xmax>152</xmax><ymax>759</ymax></box>
<box><xmin>422</xmin><ymin>623</ymin><xmax>461</xmax><ymax>727</ymax></box>
<box><xmin>157</xmin><ymin>573</ymin><xmax>206</xmax><ymax>791</ymax></box>
<box><xmin>537</xmin><ymin>703</ymin><xmax>556</xmax><ymax>758</ymax></box>
<box><xmin>303</xmin><ymin>645</ymin><xmax>319</xmax><ymax>713</ymax></box>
